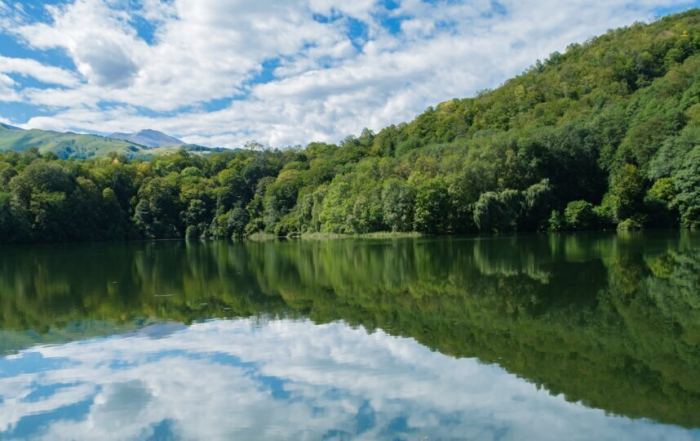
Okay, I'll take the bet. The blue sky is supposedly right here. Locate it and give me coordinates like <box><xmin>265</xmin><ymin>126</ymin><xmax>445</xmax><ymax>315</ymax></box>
<box><xmin>0</xmin><ymin>0</ymin><xmax>698</xmax><ymax>147</ymax></box>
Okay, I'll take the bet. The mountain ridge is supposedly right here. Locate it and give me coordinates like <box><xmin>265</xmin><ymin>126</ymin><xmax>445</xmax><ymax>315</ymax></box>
<box><xmin>108</xmin><ymin>129</ymin><xmax>185</xmax><ymax>148</ymax></box>
<box><xmin>0</xmin><ymin>126</ymin><xmax>216</xmax><ymax>159</ymax></box>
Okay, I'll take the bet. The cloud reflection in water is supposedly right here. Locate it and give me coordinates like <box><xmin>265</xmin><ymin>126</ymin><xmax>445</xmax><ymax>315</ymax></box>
<box><xmin>0</xmin><ymin>319</ymin><xmax>698</xmax><ymax>441</ymax></box>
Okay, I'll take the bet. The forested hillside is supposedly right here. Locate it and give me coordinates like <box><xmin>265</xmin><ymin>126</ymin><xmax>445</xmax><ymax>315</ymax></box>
<box><xmin>0</xmin><ymin>10</ymin><xmax>699</xmax><ymax>243</ymax></box>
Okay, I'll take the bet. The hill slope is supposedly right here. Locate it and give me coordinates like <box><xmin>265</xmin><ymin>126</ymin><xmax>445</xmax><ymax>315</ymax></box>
<box><xmin>0</xmin><ymin>126</ymin><xmax>217</xmax><ymax>159</ymax></box>
<box><xmin>267</xmin><ymin>8</ymin><xmax>700</xmax><ymax>235</ymax></box>
<box><xmin>0</xmin><ymin>9</ymin><xmax>699</xmax><ymax>244</ymax></box>
<box><xmin>108</xmin><ymin>129</ymin><xmax>185</xmax><ymax>148</ymax></box>
<box><xmin>0</xmin><ymin>125</ymin><xmax>151</xmax><ymax>159</ymax></box>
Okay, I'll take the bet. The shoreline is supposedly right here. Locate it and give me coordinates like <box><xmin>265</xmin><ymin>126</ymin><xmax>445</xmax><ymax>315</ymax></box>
<box><xmin>0</xmin><ymin>228</ymin><xmax>694</xmax><ymax>248</ymax></box>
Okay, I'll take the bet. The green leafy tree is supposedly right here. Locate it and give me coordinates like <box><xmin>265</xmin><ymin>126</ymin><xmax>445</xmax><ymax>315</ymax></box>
<box><xmin>608</xmin><ymin>164</ymin><xmax>645</xmax><ymax>223</ymax></box>
<box><xmin>229</xmin><ymin>205</ymin><xmax>250</xmax><ymax>238</ymax></box>
<box><xmin>521</xmin><ymin>179</ymin><xmax>553</xmax><ymax>231</ymax></box>
<box><xmin>134</xmin><ymin>177</ymin><xmax>182</xmax><ymax>238</ymax></box>
<box><xmin>564</xmin><ymin>200</ymin><xmax>599</xmax><ymax>230</ymax></box>
<box><xmin>413</xmin><ymin>177</ymin><xmax>450</xmax><ymax>234</ymax></box>
<box><xmin>102</xmin><ymin>188</ymin><xmax>128</xmax><ymax>240</ymax></box>
<box><xmin>673</xmin><ymin>146</ymin><xmax>700</xmax><ymax>228</ymax></box>
<box><xmin>645</xmin><ymin>178</ymin><xmax>679</xmax><ymax>227</ymax></box>
<box><xmin>382</xmin><ymin>179</ymin><xmax>415</xmax><ymax>232</ymax></box>
<box><xmin>473</xmin><ymin>190</ymin><xmax>523</xmax><ymax>233</ymax></box>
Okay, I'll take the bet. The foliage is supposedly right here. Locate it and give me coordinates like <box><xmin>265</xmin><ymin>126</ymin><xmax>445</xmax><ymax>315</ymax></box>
<box><xmin>473</xmin><ymin>190</ymin><xmax>523</xmax><ymax>233</ymax></box>
<box><xmin>608</xmin><ymin>163</ymin><xmax>645</xmax><ymax>222</ymax></box>
<box><xmin>564</xmin><ymin>200</ymin><xmax>599</xmax><ymax>231</ymax></box>
<box><xmin>617</xmin><ymin>218</ymin><xmax>644</xmax><ymax>231</ymax></box>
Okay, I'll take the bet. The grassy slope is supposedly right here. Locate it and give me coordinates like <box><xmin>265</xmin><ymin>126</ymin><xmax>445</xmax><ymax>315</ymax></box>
<box><xmin>0</xmin><ymin>127</ymin><xmax>226</xmax><ymax>159</ymax></box>
<box><xmin>0</xmin><ymin>126</ymin><xmax>149</xmax><ymax>159</ymax></box>
<box><xmin>142</xmin><ymin>144</ymin><xmax>229</xmax><ymax>158</ymax></box>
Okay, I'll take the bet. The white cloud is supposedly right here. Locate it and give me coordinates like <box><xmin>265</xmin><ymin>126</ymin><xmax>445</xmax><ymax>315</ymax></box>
<box><xmin>0</xmin><ymin>0</ymin><xmax>697</xmax><ymax>147</ymax></box>
<box><xmin>0</xmin><ymin>56</ymin><xmax>79</xmax><ymax>87</ymax></box>
<box><xmin>14</xmin><ymin>0</ymin><xmax>144</xmax><ymax>88</ymax></box>
<box><xmin>0</xmin><ymin>319</ymin><xmax>696</xmax><ymax>440</ymax></box>
<box><xmin>0</xmin><ymin>73</ymin><xmax>21</xmax><ymax>102</ymax></box>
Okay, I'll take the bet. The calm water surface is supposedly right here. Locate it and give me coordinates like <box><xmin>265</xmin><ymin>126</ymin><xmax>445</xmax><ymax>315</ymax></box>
<box><xmin>1</xmin><ymin>232</ymin><xmax>699</xmax><ymax>440</ymax></box>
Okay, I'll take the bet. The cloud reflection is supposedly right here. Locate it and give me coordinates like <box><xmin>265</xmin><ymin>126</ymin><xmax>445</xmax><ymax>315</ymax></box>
<box><xmin>0</xmin><ymin>319</ymin><xmax>698</xmax><ymax>440</ymax></box>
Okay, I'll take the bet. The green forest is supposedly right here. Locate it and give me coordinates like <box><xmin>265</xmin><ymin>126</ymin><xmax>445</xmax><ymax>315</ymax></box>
<box><xmin>1</xmin><ymin>10</ymin><xmax>699</xmax><ymax>243</ymax></box>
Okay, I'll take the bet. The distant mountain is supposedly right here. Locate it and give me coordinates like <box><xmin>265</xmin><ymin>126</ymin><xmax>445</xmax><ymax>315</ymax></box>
<box><xmin>108</xmin><ymin>129</ymin><xmax>185</xmax><ymax>148</ymax></box>
<box><xmin>0</xmin><ymin>125</ymin><xmax>146</xmax><ymax>159</ymax></box>
<box><xmin>0</xmin><ymin>125</ymin><xmax>220</xmax><ymax>159</ymax></box>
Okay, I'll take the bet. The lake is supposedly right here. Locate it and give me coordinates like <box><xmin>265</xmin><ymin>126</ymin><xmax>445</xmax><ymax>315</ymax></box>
<box><xmin>0</xmin><ymin>232</ymin><xmax>699</xmax><ymax>440</ymax></box>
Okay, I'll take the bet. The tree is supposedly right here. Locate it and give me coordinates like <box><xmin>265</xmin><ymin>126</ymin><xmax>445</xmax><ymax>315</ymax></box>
<box><xmin>228</xmin><ymin>205</ymin><xmax>250</xmax><ymax>238</ymax></box>
<box><xmin>134</xmin><ymin>177</ymin><xmax>182</xmax><ymax>238</ymax></box>
<box><xmin>672</xmin><ymin>146</ymin><xmax>700</xmax><ymax>228</ymax></box>
<box><xmin>215</xmin><ymin>169</ymin><xmax>248</xmax><ymax>215</ymax></box>
<box><xmin>7</xmin><ymin>161</ymin><xmax>73</xmax><ymax>242</ymax></box>
<box><xmin>382</xmin><ymin>179</ymin><xmax>415</xmax><ymax>232</ymax></box>
<box><xmin>608</xmin><ymin>163</ymin><xmax>645</xmax><ymax>223</ymax></box>
<box><xmin>319</xmin><ymin>181</ymin><xmax>353</xmax><ymax>233</ymax></box>
<box><xmin>184</xmin><ymin>199</ymin><xmax>209</xmax><ymax>238</ymax></box>
<box><xmin>413</xmin><ymin>177</ymin><xmax>450</xmax><ymax>234</ymax></box>
<box><xmin>69</xmin><ymin>177</ymin><xmax>102</xmax><ymax>241</ymax></box>
<box><xmin>521</xmin><ymin>179</ymin><xmax>553</xmax><ymax>231</ymax></box>
<box><xmin>644</xmin><ymin>178</ymin><xmax>679</xmax><ymax>227</ymax></box>
<box><xmin>351</xmin><ymin>190</ymin><xmax>384</xmax><ymax>233</ymax></box>
<box><xmin>0</xmin><ymin>192</ymin><xmax>20</xmax><ymax>243</ymax></box>
<box><xmin>102</xmin><ymin>188</ymin><xmax>128</xmax><ymax>240</ymax></box>
<box><xmin>473</xmin><ymin>190</ymin><xmax>523</xmax><ymax>233</ymax></box>
<box><xmin>263</xmin><ymin>170</ymin><xmax>302</xmax><ymax>232</ymax></box>
<box><xmin>564</xmin><ymin>200</ymin><xmax>598</xmax><ymax>230</ymax></box>
<box><xmin>549</xmin><ymin>210</ymin><xmax>565</xmax><ymax>232</ymax></box>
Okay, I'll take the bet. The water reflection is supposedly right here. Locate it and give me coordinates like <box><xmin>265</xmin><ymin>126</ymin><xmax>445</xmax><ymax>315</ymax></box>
<box><xmin>0</xmin><ymin>231</ymin><xmax>699</xmax><ymax>440</ymax></box>
<box><xmin>3</xmin><ymin>320</ymin><xmax>699</xmax><ymax>441</ymax></box>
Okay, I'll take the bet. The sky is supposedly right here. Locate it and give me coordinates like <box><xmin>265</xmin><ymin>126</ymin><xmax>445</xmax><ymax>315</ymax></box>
<box><xmin>0</xmin><ymin>0</ymin><xmax>698</xmax><ymax>148</ymax></box>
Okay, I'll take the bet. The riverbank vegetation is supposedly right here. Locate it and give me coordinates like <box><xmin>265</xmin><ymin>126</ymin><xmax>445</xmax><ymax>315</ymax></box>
<box><xmin>0</xmin><ymin>10</ymin><xmax>699</xmax><ymax>244</ymax></box>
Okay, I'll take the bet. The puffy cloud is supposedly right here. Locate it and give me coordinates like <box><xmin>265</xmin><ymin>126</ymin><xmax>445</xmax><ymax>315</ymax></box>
<box><xmin>0</xmin><ymin>73</ymin><xmax>21</xmax><ymax>102</ymax></box>
<box><xmin>0</xmin><ymin>56</ymin><xmax>79</xmax><ymax>87</ymax></box>
<box><xmin>0</xmin><ymin>0</ymin><xmax>697</xmax><ymax>146</ymax></box>
<box><xmin>13</xmin><ymin>0</ymin><xmax>145</xmax><ymax>88</ymax></box>
<box><xmin>8</xmin><ymin>0</ymin><xmax>349</xmax><ymax>110</ymax></box>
